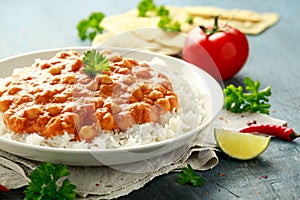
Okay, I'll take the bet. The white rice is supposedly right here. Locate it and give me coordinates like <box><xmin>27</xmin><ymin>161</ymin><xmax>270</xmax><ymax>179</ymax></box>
<box><xmin>0</xmin><ymin>57</ymin><xmax>207</xmax><ymax>149</ymax></box>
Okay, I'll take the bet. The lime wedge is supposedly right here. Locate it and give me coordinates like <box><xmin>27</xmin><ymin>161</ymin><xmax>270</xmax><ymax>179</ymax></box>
<box><xmin>214</xmin><ymin>128</ymin><xmax>271</xmax><ymax>160</ymax></box>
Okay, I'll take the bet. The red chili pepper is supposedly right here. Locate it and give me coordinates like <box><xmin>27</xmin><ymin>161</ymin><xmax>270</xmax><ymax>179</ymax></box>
<box><xmin>0</xmin><ymin>184</ymin><xmax>9</xmax><ymax>192</ymax></box>
<box><xmin>239</xmin><ymin>124</ymin><xmax>300</xmax><ymax>141</ymax></box>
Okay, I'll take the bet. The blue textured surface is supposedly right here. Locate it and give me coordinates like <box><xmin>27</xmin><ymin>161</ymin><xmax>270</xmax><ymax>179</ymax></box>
<box><xmin>0</xmin><ymin>0</ymin><xmax>299</xmax><ymax>199</ymax></box>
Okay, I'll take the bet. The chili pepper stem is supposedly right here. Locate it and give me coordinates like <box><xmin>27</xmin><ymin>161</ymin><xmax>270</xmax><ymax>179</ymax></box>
<box><xmin>290</xmin><ymin>132</ymin><xmax>300</xmax><ymax>140</ymax></box>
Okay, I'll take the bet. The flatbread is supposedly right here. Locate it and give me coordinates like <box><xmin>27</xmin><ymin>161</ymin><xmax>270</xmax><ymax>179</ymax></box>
<box><xmin>95</xmin><ymin>29</ymin><xmax>183</xmax><ymax>55</ymax></box>
<box><xmin>184</xmin><ymin>6</ymin><xmax>279</xmax><ymax>35</ymax></box>
<box><xmin>92</xmin><ymin>6</ymin><xmax>279</xmax><ymax>54</ymax></box>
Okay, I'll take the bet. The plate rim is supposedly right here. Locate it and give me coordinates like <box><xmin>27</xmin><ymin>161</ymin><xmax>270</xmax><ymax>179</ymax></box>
<box><xmin>0</xmin><ymin>46</ymin><xmax>224</xmax><ymax>165</ymax></box>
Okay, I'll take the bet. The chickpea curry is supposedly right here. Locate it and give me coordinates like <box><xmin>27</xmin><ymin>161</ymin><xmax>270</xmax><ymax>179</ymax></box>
<box><xmin>0</xmin><ymin>50</ymin><xmax>178</xmax><ymax>142</ymax></box>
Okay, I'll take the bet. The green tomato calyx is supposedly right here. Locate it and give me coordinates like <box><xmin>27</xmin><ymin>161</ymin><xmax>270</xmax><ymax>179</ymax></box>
<box><xmin>199</xmin><ymin>16</ymin><xmax>225</xmax><ymax>36</ymax></box>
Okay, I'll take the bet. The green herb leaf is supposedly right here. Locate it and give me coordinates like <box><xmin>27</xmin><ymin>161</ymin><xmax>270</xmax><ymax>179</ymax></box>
<box><xmin>177</xmin><ymin>164</ymin><xmax>206</xmax><ymax>187</ymax></box>
<box><xmin>137</xmin><ymin>0</ymin><xmax>181</xmax><ymax>32</ymax></box>
<box><xmin>156</xmin><ymin>5</ymin><xmax>169</xmax><ymax>16</ymax></box>
<box><xmin>224</xmin><ymin>77</ymin><xmax>272</xmax><ymax>114</ymax></box>
<box><xmin>82</xmin><ymin>49</ymin><xmax>110</xmax><ymax>78</ymax></box>
<box><xmin>138</xmin><ymin>0</ymin><xmax>156</xmax><ymax>17</ymax></box>
<box><xmin>24</xmin><ymin>162</ymin><xmax>76</xmax><ymax>200</ymax></box>
<box><xmin>186</xmin><ymin>15</ymin><xmax>194</xmax><ymax>25</ymax></box>
<box><xmin>158</xmin><ymin>16</ymin><xmax>181</xmax><ymax>32</ymax></box>
<box><xmin>77</xmin><ymin>12</ymin><xmax>105</xmax><ymax>41</ymax></box>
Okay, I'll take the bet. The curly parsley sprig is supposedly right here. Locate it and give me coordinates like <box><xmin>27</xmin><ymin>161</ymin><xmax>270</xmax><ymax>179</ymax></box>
<box><xmin>24</xmin><ymin>162</ymin><xmax>76</xmax><ymax>200</ymax></box>
<box><xmin>177</xmin><ymin>164</ymin><xmax>206</xmax><ymax>187</ymax></box>
<box><xmin>224</xmin><ymin>77</ymin><xmax>272</xmax><ymax>114</ymax></box>
<box><xmin>137</xmin><ymin>0</ymin><xmax>181</xmax><ymax>32</ymax></box>
<box><xmin>82</xmin><ymin>49</ymin><xmax>110</xmax><ymax>78</ymax></box>
<box><xmin>77</xmin><ymin>12</ymin><xmax>105</xmax><ymax>41</ymax></box>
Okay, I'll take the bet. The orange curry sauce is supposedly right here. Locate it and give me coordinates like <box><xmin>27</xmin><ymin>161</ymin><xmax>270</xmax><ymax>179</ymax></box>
<box><xmin>0</xmin><ymin>50</ymin><xmax>178</xmax><ymax>142</ymax></box>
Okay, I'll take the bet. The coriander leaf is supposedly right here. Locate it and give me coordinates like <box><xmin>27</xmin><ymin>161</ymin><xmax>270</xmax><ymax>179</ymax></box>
<box><xmin>156</xmin><ymin>5</ymin><xmax>169</xmax><ymax>16</ymax></box>
<box><xmin>158</xmin><ymin>16</ymin><xmax>181</xmax><ymax>32</ymax></box>
<box><xmin>82</xmin><ymin>49</ymin><xmax>110</xmax><ymax>78</ymax></box>
<box><xmin>224</xmin><ymin>77</ymin><xmax>272</xmax><ymax>114</ymax></box>
<box><xmin>138</xmin><ymin>0</ymin><xmax>156</xmax><ymax>17</ymax></box>
<box><xmin>77</xmin><ymin>12</ymin><xmax>105</xmax><ymax>41</ymax></box>
<box><xmin>186</xmin><ymin>15</ymin><xmax>194</xmax><ymax>25</ymax></box>
<box><xmin>137</xmin><ymin>0</ymin><xmax>181</xmax><ymax>32</ymax></box>
<box><xmin>24</xmin><ymin>162</ymin><xmax>76</xmax><ymax>200</ymax></box>
<box><xmin>177</xmin><ymin>164</ymin><xmax>206</xmax><ymax>187</ymax></box>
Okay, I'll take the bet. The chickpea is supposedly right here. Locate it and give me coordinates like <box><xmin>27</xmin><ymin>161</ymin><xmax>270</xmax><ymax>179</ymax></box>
<box><xmin>4</xmin><ymin>81</ymin><xmax>11</xmax><ymax>87</ymax></box>
<box><xmin>153</xmin><ymin>86</ymin><xmax>168</xmax><ymax>95</ymax></box>
<box><xmin>132</xmin><ymin>87</ymin><xmax>143</xmax><ymax>101</ymax></box>
<box><xmin>70</xmin><ymin>58</ymin><xmax>82</xmax><ymax>72</ymax></box>
<box><xmin>129</xmin><ymin>96</ymin><xmax>138</xmax><ymax>103</ymax></box>
<box><xmin>111</xmin><ymin>102</ymin><xmax>121</xmax><ymax>114</ymax></box>
<box><xmin>122</xmin><ymin>75</ymin><xmax>135</xmax><ymax>85</ymax></box>
<box><xmin>39</xmin><ymin>61</ymin><xmax>51</xmax><ymax>69</ymax></box>
<box><xmin>161</xmin><ymin>81</ymin><xmax>172</xmax><ymax>90</ymax></box>
<box><xmin>129</xmin><ymin>103</ymin><xmax>144</xmax><ymax>123</ymax></box>
<box><xmin>143</xmin><ymin>107</ymin><xmax>151</xmax><ymax>122</ymax></box>
<box><xmin>56</xmin><ymin>51</ymin><xmax>71</xmax><ymax>58</ymax></box>
<box><xmin>139</xmin><ymin>62</ymin><xmax>150</xmax><ymax>68</ymax></box>
<box><xmin>115</xmin><ymin>112</ymin><xmax>135</xmax><ymax>130</ymax></box>
<box><xmin>156</xmin><ymin>98</ymin><xmax>170</xmax><ymax>111</ymax></box>
<box><xmin>78</xmin><ymin>126</ymin><xmax>98</xmax><ymax>142</ymax></box>
<box><xmin>116</xmin><ymin>67</ymin><xmax>130</xmax><ymax>74</ymax></box>
<box><xmin>108</xmin><ymin>53</ymin><xmax>122</xmax><ymax>62</ymax></box>
<box><xmin>94</xmin><ymin>97</ymin><xmax>104</xmax><ymax>108</ymax></box>
<box><xmin>101</xmin><ymin>113</ymin><xmax>115</xmax><ymax>130</ymax></box>
<box><xmin>99</xmin><ymin>84</ymin><xmax>114</xmax><ymax>96</ymax></box>
<box><xmin>95</xmin><ymin>74</ymin><xmax>113</xmax><ymax>84</ymax></box>
<box><xmin>123</xmin><ymin>59</ymin><xmax>137</xmax><ymax>69</ymax></box>
<box><xmin>86</xmin><ymin>80</ymin><xmax>98</xmax><ymax>91</ymax></box>
<box><xmin>100</xmin><ymin>49</ymin><xmax>113</xmax><ymax>55</ymax></box>
<box><xmin>8</xmin><ymin>86</ymin><xmax>22</xmax><ymax>95</ymax></box>
<box><xmin>44</xmin><ymin>117</ymin><xmax>61</xmax><ymax>137</ymax></box>
<box><xmin>48</xmin><ymin>105</ymin><xmax>62</xmax><ymax>116</ymax></box>
<box><xmin>166</xmin><ymin>95</ymin><xmax>178</xmax><ymax>110</ymax></box>
<box><xmin>24</xmin><ymin>107</ymin><xmax>43</xmax><ymax>120</ymax></box>
<box><xmin>140</xmin><ymin>84</ymin><xmax>152</xmax><ymax>94</ymax></box>
<box><xmin>62</xmin><ymin>113</ymin><xmax>80</xmax><ymax>129</ymax></box>
<box><xmin>52</xmin><ymin>95</ymin><xmax>68</xmax><ymax>103</ymax></box>
<box><xmin>143</xmin><ymin>105</ymin><xmax>161</xmax><ymax>123</ymax></box>
<box><xmin>149</xmin><ymin>90</ymin><xmax>164</xmax><ymax>100</ymax></box>
<box><xmin>63</xmin><ymin>75</ymin><xmax>76</xmax><ymax>84</ymax></box>
<box><xmin>134</xmin><ymin>69</ymin><xmax>151</xmax><ymax>79</ymax></box>
<box><xmin>0</xmin><ymin>99</ymin><xmax>12</xmax><ymax>112</ymax></box>
<box><xmin>49</xmin><ymin>65</ymin><xmax>61</xmax><ymax>75</ymax></box>
<box><xmin>144</xmin><ymin>98</ymin><xmax>154</xmax><ymax>105</ymax></box>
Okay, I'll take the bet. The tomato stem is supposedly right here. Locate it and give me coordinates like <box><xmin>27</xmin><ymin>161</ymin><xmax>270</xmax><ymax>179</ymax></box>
<box><xmin>199</xmin><ymin>16</ymin><xmax>223</xmax><ymax>36</ymax></box>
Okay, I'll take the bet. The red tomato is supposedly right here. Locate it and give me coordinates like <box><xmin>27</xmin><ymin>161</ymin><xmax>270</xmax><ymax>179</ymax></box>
<box><xmin>182</xmin><ymin>18</ymin><xmax>249</xmax><ymax>80</ymax></box>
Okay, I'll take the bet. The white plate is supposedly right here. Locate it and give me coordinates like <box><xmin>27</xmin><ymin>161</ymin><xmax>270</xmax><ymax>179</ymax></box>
<box><xmin>0</xmin><ymin>47</ymin><xmax>223</xmax><ymax>166</ymax></box>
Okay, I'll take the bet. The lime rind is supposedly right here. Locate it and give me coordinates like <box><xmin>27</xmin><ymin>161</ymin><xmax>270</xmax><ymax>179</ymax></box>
<box><xmin>214</xmin><ymin>128</ymin><xmax>271</xmax><ymax>160</ymax></box>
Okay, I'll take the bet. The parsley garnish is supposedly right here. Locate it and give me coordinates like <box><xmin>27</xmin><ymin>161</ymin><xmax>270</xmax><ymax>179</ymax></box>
<box><xmin>156</xmin><ymin>5</ymin><xmax>169</xmax><ymax>17</ymax></box>
<box><xmin>224</xmin><ymin>77</ymin><xmax>272</xmax><ymax>114</ymax></box>
<box><xmin>138</xmin><ymin>0</ymin><xmax>156</xmax><ymax>17</ymax></box>
<box><xmin>137</xmin><ymin>0</ymin><xmax>181</xmax><ymax>32</ymax></box>
<box><xmin>177</xmin><ymin>164</ymin><xmax>206</xmax><ymax>187</ymax></box>
<box><xmin>24</xmin><ymin>162</ymin><xmax>76</xmax><ymax>200</ymax></box>
<box><xmin>186</xmin><ymin>15</ymin><xmax>194</xmax><ymax>25</ymax></box>
<box><xmin>158</xmin><ymin>16</ymin><xmax>181</xmax><ymax>32</ymax></box>
<box><xmin>77</xmin><ymin>12</ymin><xmax>105</xmax><ymax>41</ymax></box>
<box><xmin>82</xmin><ymin>49</ymin><xmax>110</xmax><ymax>78</ymax></box>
